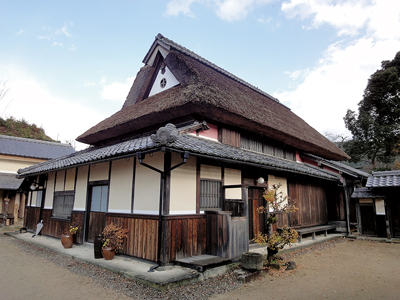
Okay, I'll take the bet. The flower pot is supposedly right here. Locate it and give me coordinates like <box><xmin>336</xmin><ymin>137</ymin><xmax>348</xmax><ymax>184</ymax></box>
<box><xmin>101</xmin><ymin>246</ymin><xmax>116</xmax><ymax>260</ymax></box>
<box><xmin>61</xmin><ymin>234</ymin><xmax>74</xmax><ymax>249</ymax></box>
<box><xmin>241</xmin><ymin>252</ymin><xmax>263</xmax><ymax>271</ymax></box>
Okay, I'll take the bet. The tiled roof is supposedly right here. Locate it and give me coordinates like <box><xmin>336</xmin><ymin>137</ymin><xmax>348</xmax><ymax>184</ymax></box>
<box><xmin>351</xmin><ymin>187</ymin><xmax>384</xmax><ymax>199</ymax></box>
<box><xmin>0</xmin><ymin>135</ymin><xmax>75</xmax><ymax>159</ymax></box>
<box><xmin>19</xmin><ymin>128</ymin><xmax>339</xmax><ymax>181</ymax></box>
<box><xmin>303</xmin><ymin>153</ymin><xmax>369</xmax><ymax>178</ymax></box>
<box><xmin>0</xmin><ymin>173</ymin><xmax>24</xmax><ymax>190</ymax></box>
<box><xmin>366</xmin><ymin>170</ymin><xmax>400</xmax><ymax>187</ymax></box>
<box><xmin>76</xmin><ymin>34</ymin><xmax>349</xmax><ymax>162</ymax></box>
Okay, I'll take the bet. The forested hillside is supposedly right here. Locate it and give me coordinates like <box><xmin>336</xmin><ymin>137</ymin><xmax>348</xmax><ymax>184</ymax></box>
<box><xmin>0</xmin><ymin>116</ymin><xmax>57</xmax><ymax>142</ymax></box>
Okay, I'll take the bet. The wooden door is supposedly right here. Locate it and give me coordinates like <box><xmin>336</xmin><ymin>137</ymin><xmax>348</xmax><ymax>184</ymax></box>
<box><xmin>86</xmin><ymin>185</ymin><xmax>108</xmax><ymax>243</ymax></box>
<box><xmin>359</xmin><ymin>204</ymin><xmax>376</xmax><ymax>236</ymax></box>
<box><xmin>248</xmin><ymin>188</ymin><xmax>265</xmax><ymax>240</ymax></box>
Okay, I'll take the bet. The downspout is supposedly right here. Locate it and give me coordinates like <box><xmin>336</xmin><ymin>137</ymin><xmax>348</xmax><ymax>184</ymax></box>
<box><xmin>341</xmin><ymin>177</ymin><xmax>351</xmax><ymax>236</ymax></box>
<box><xmin>137</xmin><ymin>149</ymin><xmax>189</xmax><ymax>270</ymax></box>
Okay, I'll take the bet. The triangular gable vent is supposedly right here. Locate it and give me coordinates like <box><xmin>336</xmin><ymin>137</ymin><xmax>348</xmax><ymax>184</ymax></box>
<box><xmin>148</xmin><ymin>62</ymin><xmax>180</xmax><ymax>97</ymax></box>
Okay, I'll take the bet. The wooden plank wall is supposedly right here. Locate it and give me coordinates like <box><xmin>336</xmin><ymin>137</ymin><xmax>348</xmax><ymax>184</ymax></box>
<box><xmin>106</xmin><ymin>215</ymin><xmax>158</xmax><ymax>262</ymax></box>
<box><xmin>24</xmin><ymin>206</ymin><xmax>40</xmax><ymax>230</ymax></box>
<box><xmin>163</xmin><ymin>215</ymin><xmax>207</xmax><ymax>263</ymax></box>
<box><xmin>219</xmin><ymin>128</ymin><xmax>241</xmax><ymax>147</ymax></box>
<box><xmin>39</xmin><ymin>209</ymin><xmax>84</xmax><ymax>243</ymax></box>
<box><xmin>288</xmin><ymin>181</ymin><xmax>328</xmax><ymax>228</ymax></box>
<box><xmin>206</xmin><ymin>211</ymin><xmax>248</xmax><ymax>259</ymax></box>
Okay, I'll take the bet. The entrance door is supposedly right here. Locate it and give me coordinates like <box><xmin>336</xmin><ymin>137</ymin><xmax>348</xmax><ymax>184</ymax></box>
<box><xmin>86</xmin><ymin>185</ymin><xmax>108</xmax><ymax>243</ymax></box>
<box><xmin>360</xmin><ymin>204</ymin><xmax>377</xmax><ymax>236</ymax></box>
<box><xmin>248</xmin><ymin>188</ymin><xmax>265</xmax><ymax>241</ymax></box>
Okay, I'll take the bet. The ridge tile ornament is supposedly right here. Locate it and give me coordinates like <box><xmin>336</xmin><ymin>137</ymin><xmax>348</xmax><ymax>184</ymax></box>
<box><xmin>151</xmin><ymin>123</ymin><xmax>179</xmax><ymax>145</ymax></box>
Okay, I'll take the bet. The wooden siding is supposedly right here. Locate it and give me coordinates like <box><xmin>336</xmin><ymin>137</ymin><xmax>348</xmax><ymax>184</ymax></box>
<box><xmin>205</xmin><ymin>211</ymin><xmax>248</xmax><ymax>259</ymax></box>
<box><xmin>219</xmin><ymin>128</ymin><xmax>241</xmax><ymax>147</ymax></box>
<box><xmin>106</xmin><ymin>215</ymin><xmax>158</xmax><ymax>262</ymax></box>
<box><xmin>24</xmin><ymin>206</ymin><xmax>41</xmax><ymax>230</ymax></box>
<box><xmin>248</xmin><ymin>188</ymin><xmax>265</xmax><ymax>240</ymax></box>
<box><xmin>288</xmin><ymin>181</ymin><xmax>328</xmax><ymax>228</ymax></box>
<box><xmin>163</xmin><ymin>215</ymin><xmax>207</xmax><ymax>263</ymax></box>
<box><xmin>24</xmin><ymin>208</ymin><xmax>85</xmax><ymax>243</ymax></box>
<box><xmin>241</xmin><ymin>135</ymin><xmax>296</xmax><ymax>161</ymax></box>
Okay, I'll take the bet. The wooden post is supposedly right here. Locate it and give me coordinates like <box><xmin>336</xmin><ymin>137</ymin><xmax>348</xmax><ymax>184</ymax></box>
<box><xmin>242</xmin><ymin>187</ymin><xmax>249</xmax><ymax>253</ymax></box>
<box><xmin>384</xmin><ymin>200</ymin><xmax>392</xmax><ymax>242</ymax></box>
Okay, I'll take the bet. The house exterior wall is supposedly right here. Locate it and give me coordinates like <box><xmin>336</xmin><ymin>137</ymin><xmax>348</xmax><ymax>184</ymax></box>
<box><xmin>200</xmin><ymin>164</ymin><xmax>221</xmax><ymax>180</ymax></box>
<box><xmin>65</xmin><ymin>168</ymin><xmax>76</xmax><ymax>190</ymax></box>
<box><xmin>224</xmin><ymin>168</ymin><xmax>241</xmax><ymax>199</ymax></box>
<box><xmin>89</xmin><ymin>162</ymin><xmax>109</xmax><ymax>182</ymax></box>
<box><xmin>74</xmin><ymin>166</ymin><xmax>88</xmax><ymax>211</ymax></box>
<box><xmin>44</xmin><ymin>172</ymin><xmax>55</xmax><ymax>209</ymax></box>
<box><xmin>170</xmin><ymin>155</ymin><xmax>197</xmax><ymax>215</ymax></box>
<box><xmin>109</xmin><ymin>158</ymin><xmax>134</xmax><ymax>213</ymax></box>
<box><xmin>55</xmin><ymin>170</ymin><xmax>66</xmax><ymax>191</ymax></box>
<box><xmin>0</xmin><ymin>155</ymin><xmax>45</xmax><ymax>173</ymax></box>
<box><xmin>133</xmin><ymin>152</ymin><xmax>163</xmax><ymax>214</ymax></box>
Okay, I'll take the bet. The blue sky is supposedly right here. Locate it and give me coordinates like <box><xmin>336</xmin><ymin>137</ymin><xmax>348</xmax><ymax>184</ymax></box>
<box><xmin>1</xmin><ymin>0</ymin><xmax>400</xmax><ymax>150</ymax></box>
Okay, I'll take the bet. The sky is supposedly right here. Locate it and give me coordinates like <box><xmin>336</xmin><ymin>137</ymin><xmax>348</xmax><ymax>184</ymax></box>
<box><xmin>1</xmin><ymin>0</ymin><xmax>400</xmax><ymax>150</ymax></box>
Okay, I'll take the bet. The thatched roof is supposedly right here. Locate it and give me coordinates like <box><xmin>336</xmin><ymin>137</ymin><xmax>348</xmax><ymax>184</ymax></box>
<box><xmin>77</xmin><ymin>34</ymin><xmax>349</xmax><ymax>161</ymax></box>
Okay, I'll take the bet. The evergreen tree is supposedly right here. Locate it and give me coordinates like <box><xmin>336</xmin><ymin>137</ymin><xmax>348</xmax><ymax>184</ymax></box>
<box><xmin>344</xmin><ymin>51</ymin><xmax>400</xmax><ymax>169</ymax></box>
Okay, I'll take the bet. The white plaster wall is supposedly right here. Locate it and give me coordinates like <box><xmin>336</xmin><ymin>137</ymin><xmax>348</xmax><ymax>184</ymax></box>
<box><xmin>133</xmin><ymin>152</ymin><xmax>163</xmax><ymax>214</ymax></box>
<box><xmin>55</xmin><ymin>170</ymin><xmax>65</xmax><ymax>192</ymax></box>
<box><xmin>44</xmin><ymin>172</ymin><xmax>55</xmax><ymax>209</ymax></box>
<box><xmin>109</xmin><ymin>158</ymin><xmax>134</xmax><ymax>213</ymax></box>
<box><xmin>74</xmin><ymin>165</ymin><xmax>89</xmax><ymax>211</ymax></box>
<box><xmin>65</xmin><ymin>168</ymin><xmax>76</xmax><ymax>191</ymax></box>
<box><xmin>0</xmin><ymin>156</ymin><xmax>44</xmax><ymax>173</ymax></box>
<box><xmin>200</xmin><ymin>165</ymin><xmax>221</xmax><ymax>180</ymax></box>
<box><xmin>170</xmin><ymin>155</ymin><xmax>197</xmax><ymax>215</ymax></box>
<box><xmin>89</xmin><ymin>162</ymin><xmax>109</xmax><ymax>182</ymax></box>
<box><xmin>375</xmin><ymin>199</ymin><xmax>385</xmax><ymax>215</ymax></box>
<box><xmin>31</xmin><ymin>191</ymin><xmax>38</xmax><ymax>207</ymax></box>
<box><xmin>149</xmin><ymin>66</ymin><xmax>180</xmax><ymax>97</ymax></box>
<box><xmin>268</xmin><ymin>175</ymin><xmax>288</xmax><ymax>207</ymax></box>
<box><xmin>224</xmin><ymin>168</ymin><xmax>242</xmax><ymax>199</ymax></box>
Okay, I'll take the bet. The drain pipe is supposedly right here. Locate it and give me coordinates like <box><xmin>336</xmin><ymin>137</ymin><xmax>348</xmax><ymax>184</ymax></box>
<box><xmin>341</xmin><ymin>177</ymin><xmax>351</xmax><ymax>236</ymax></box>
<box><xmin>137</xmin><ymin>149</ymin><xmax>189</xmax><ymax>271</ymax></box>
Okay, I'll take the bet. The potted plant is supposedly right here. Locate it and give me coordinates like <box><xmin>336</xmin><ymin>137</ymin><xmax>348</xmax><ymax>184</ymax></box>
<box><xmin>101</xmin><ymin>222</ymin><xmax>129</xmax><ymax>260</ymax></box>
<box><xmin>253</xmin><ymin>183</ymin><xmax>298</xmax><ymax>262</ymax></box>
<box><xmin>61</xmin><ymin>225</ymin><xmax>79</xmax><ymax>249</ymax></box>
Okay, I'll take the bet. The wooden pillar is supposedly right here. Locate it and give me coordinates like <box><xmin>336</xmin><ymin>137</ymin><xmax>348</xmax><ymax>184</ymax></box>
<box><xmin>242</xmin><ymin>186</ymin><xmax>249</xmax><ymax>253</ymax></box>
<box><xmin>384</xmin><ymin>199</ymin><xmax>392</xmax><ymax>241</ymax></box>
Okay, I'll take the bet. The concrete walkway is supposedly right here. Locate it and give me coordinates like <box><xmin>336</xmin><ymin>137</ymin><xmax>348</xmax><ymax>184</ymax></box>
<box><xmin>4</xmin><ymin>229</ymin><xmax>355</xmax><ymax>289</ymax></box>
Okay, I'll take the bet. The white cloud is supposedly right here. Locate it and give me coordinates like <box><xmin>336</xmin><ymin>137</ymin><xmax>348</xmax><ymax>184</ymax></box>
<box><xmin>56</xmin><ymin>22</ymin><xmax>73</xmax><ymax>37</ymax></box>
<box><xmin>276</xmin><ymin>0</ymin><xmax>400</xmax><ymax>139</ymax></box>
<box><xmin>281</xmin><ymin>0</ymin><xmax>400</xmax><ymax>39</ymax></box>
<box><xmin>52</xmin><ymin>42</ymin><xmax>63</xmax><ymax>47</ymax></box>
<box><xmin>38</xmin><ymin>35</ymin><xmax>51</xmax><ymax>40</ymax></box>
<box><xmin>166</xmin><ymin>0</ymin><xmax>273</xmax><ymax>21</ymax></box>
<box><xmin>275</xmin><ymin>38</ymin><xmax>400</xmax><ymax>137</ymax></box>
<box><xmin>100</xmin><ymin>77</ymin><xmax>135</xmax><ymax>102</ymax></box>
<box><xmin>69</xmin><ymin>44</ymin><xmax>77</xmax><ymax>51</ymax></box>
<box><xmin>0</xmin><ymin>77</ymin><xmax>105</xmax><ymax>150</ymax></box>
<box><xmin>16</xmin><ymin>29</ymin><xmax>24</xmax><ymax>36</ymax></box>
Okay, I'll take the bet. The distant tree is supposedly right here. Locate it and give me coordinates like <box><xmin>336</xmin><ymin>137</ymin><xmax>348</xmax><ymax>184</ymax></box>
<box><xmin>323</xmin><ymin>131</ymin><xmax>348</xmax><ymax>150</ymax></box>
<box><xmin>344</xmin><ymin>51</ymin><xmax>400</xmax><ymax>169</ymax></box>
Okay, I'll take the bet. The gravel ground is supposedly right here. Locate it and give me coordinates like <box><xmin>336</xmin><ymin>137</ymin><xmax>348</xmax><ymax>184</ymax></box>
<box><xmin>4</xmin><ymin>232</ymin><xmax>347</xmax><ymax>300</ymax></box>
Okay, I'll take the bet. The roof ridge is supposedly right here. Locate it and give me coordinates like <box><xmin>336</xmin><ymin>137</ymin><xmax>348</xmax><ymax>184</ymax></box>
<box><xmin>155</xmin><ymin>34</ymin><xmax>283</xmax><ymax>106</ymax></box>
<box><xmin>0</xmin><ymin>134</ymin><xmax>72</xmax><ymax>147</ymax></box>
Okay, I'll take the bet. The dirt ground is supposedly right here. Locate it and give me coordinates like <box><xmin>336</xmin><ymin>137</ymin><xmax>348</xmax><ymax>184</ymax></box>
<box><xmin>2</xmin><ymin>221</ymin><xmax>400</xmax><ymax>300</ymax></box>
<box><xmin>0</xmin><ymin>223</ymin><xmax>132</xmax><ymax>300</ymax></box>
<box><xmin>214</xmin><ymin>239</ymin><xmax>400</xmax><ymax>300</ymax></box>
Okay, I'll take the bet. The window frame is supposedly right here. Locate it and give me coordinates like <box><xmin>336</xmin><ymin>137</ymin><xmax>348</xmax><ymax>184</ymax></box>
<box><xmin>200</xmin><ymin>179</ymin><xmax>222</xmax><ymax>210</ymax></box>
<box><xmin>51</xmin><ymin>190</ymin><xmax>75</xmax><ymax>220</ymax></box>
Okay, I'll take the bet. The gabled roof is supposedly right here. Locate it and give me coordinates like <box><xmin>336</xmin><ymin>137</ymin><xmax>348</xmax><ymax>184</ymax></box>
<box><xmin>19</xmin><ymin>124</ymin><xmax>339</xmax><ymax>182</ymax></box>
<box><xmin>0</xmin><ymin>135</ymin><xmax>75</xmax><ymax>160</ymax></box>
<box><xmin>0</xmin><ymin>173</ymin><xmax>24</xmax><ymax>190</ymax></box>
<box><xmin>366</xmin><ymin>170</ymin><xmax>400</xmax><ymax>188</ymax></box>
<box><xmin>77</xmin><ymin>34</ymin><xmax>349</xmax><ymax>161</ymax></box>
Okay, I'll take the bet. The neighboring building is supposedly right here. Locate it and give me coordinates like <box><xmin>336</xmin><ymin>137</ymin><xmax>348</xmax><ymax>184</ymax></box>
<box><xmin>19</xmin><ymin>34</ymin><xmax>353</xmax><ymax>264</ymax></box>
<box><xmin>0</xmin><ymin>135</ymin><xmax>75</xmax><ymax>224</ymax></box>
<box><xmin>352</xmin><ymin>171</ymin><xmax>400</xmax><ymax>240</ymax></box>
